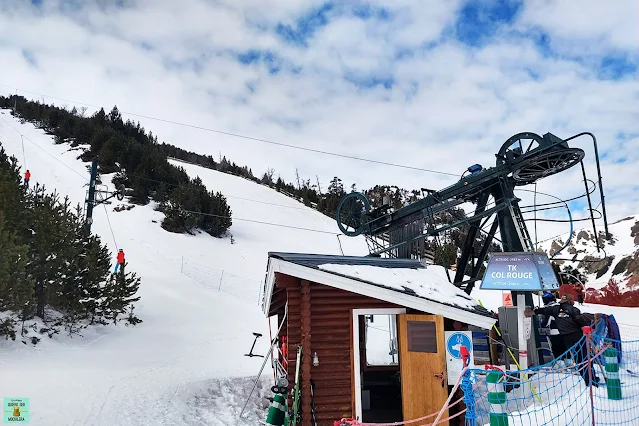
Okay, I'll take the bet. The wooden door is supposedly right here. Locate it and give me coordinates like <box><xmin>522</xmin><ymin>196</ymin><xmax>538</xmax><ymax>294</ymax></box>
<box><xmin>397</xmin><ymin>314</ymin><xmax>449</xmax><ymax>426</ymax></box>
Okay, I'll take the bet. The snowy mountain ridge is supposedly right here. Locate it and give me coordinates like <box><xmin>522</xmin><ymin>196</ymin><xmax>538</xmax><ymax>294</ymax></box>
<box><xmin>537</xmin><ymin>214</ymin><xmax>639</xmax><ymax>292</ymax></box>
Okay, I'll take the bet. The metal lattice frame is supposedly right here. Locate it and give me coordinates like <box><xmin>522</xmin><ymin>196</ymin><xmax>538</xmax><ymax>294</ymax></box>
<box><xmin>335</xmin><ymin>131</ymin><xmax>603</xmax><ymax>297</ymax></box>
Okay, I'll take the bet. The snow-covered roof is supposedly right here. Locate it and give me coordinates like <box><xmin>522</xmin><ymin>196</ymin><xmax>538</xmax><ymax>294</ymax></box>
<box><xmin>317</xmin><ymin>263</ymin><xmax>478</xmax><ymax>309</ymax></box>
<box><xmin>263</xmin><ymin>252</ymin><xmax>496</xmax><ymax>329</ymax></box>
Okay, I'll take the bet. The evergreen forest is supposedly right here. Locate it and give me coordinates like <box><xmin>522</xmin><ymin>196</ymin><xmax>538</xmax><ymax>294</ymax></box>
<box><xmin>1</xmin><ymin>95</ymin><xmax>501</xmax><ymax>273</ymax></box>
<box><xmin>0</xmin><ymin>145</ymin><xmax>141</xmax><ymax>342</ymax></box>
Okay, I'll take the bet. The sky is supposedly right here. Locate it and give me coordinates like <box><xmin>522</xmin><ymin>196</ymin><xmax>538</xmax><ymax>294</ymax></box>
<box><xmin>0</xmin><ymin>0</ymin><xmax>638</xmax><ymax>243</ymax></box>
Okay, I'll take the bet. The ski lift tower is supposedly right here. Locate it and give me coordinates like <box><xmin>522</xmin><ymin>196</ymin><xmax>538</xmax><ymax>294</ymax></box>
<box><xmin>84</xmin><ymin>159</ymin><xmax>125</xmax><ymax>234</ymax></box>
<box><xmin>334</xmin><ymin>131</ymin><xmax>609</xmax><ymax>361</ymax></box>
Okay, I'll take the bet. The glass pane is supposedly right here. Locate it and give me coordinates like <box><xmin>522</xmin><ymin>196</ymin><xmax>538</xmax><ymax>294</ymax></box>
<box><xmin>365</xmin><ymin>314</ymin><xmax>399</xmax><ymax>366</ymax></box>
<box><xmin>407</xmin><ymin>321</ymin><xmax>437</xmax><ymax>353</ymax></box>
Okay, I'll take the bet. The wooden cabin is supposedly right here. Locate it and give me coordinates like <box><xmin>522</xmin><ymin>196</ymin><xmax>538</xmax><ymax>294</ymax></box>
<box><xmin>261</xmin><ymin>252</ymin><xmax>497</xmax><ymax>426</ymax></box>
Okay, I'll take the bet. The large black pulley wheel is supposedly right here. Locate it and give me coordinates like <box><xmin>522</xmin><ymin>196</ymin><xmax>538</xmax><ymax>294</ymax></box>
<box><xmin>512</xmin><ymin>148</ymin><xmax>585</xmax><ymax>184</ymax></box>
<box><xmin>496</xmin><ymin>132</ymin><xmax>546</xmax><ymax>166</ymax></box>
<box><xmin>336</xmin><ymin>192</ymin><xmax>371</xmax><ymax>237</ymax></box>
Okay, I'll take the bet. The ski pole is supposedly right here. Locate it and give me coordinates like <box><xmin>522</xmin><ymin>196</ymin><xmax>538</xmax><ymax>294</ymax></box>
<box><xmin>239</xmin><ymin>339</ymin><xmax>276</xmax><ymax>418</ymax></box>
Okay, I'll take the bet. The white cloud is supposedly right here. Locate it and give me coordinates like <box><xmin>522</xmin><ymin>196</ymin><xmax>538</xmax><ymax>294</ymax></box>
<box><xmin>519</xmin><ymin>0</ymin><xmax>639</xmax><ymax>52</ymax></box>
<box><xmin>0</xmin><ymin>0</ymin><xmax>637</xmax><ymax>244</ymax></box>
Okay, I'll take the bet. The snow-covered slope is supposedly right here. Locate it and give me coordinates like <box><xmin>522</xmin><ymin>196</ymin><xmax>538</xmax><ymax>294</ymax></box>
<box><xmin>2</xmin><ymin>106</ymin><xmax>637</xmax><ymax>426</ymax></box>
<box><xmin>538</xmin><ymin>214</ymin><xmax>639</xmax><ymax>292</ymax></box>
<box><xmin>0</xmin><ymin>108</ymin><xmax>368</xmax><ymax>425</ymax></box>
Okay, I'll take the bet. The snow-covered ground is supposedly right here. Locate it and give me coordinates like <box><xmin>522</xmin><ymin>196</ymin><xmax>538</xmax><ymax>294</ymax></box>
<box><xmin>0</xmin><ymin>109</ymin><xmax>368</xmax><ymax>425</ymax></box>
<box><xmin>1</xmin><ymin>108</ymin><xmax>637</xmax><ymax>425</ymax></box>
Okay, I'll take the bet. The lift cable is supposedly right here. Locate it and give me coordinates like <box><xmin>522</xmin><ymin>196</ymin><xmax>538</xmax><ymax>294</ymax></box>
<box><xmin>2</xmin><ymin>84</ymin><xmax>459</xmax><ymax>176</ymax></box>
<box><xmin>123</xmin><ymin>173</ymin><xmax>311</xmax><ymax>211</ymax></box>
<box><xmin>0</xmin><ymin>116</ymin><xmax>88</xmax><ymax>182</ymax></box>
<box><xmin>102</xmin><ymin>204</ymin><xmax>119</xmax><ymax>251</ymax></box>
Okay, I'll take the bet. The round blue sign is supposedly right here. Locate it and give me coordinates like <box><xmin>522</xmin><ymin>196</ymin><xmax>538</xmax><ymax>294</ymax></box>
<box><xmin>446</xmin><ymin>332</ymin><xmax>472</xmax><ymax>359</ymax></box>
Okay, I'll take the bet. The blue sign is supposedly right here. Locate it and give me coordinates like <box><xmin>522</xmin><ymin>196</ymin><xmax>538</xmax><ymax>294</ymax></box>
<box><xmin>533</xmin><ymin>253</ymin><xmax>560</xmax><ymax>291</ymax></box>
<box><xmin>480</xmin><ymin>252</ymin><xmax>559</xmax><ymax>291</ymax></box>
<box><xmin>446</xmin><ymin>332</ymin><xmax>472</xmax><ymax>360</ymax></box>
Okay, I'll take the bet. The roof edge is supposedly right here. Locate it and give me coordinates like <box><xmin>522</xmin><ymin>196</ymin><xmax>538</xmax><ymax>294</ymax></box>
<box><xmin>267</xmin><ymin>258</ymin><xmax>496</xmax><ymax>329</ymax></box>
<box><xmin>267</xmin><ymin>251</ymin><xmax>427</xmax><ymax>268</ymax></box>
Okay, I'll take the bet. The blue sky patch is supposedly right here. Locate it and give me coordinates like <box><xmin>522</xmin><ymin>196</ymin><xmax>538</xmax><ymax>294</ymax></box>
<box><xmin>237</xmin><ymin>50</ymin><xmax>283</xmax><ymax>74</ymax></box>
<box><xmin>344</xmin><ymin>72</ymin><xmax>394</xmax><ymax>90</ymax></box>
<box><xmin>567</xmin><ymin>199</ymin><xmax>588</xmax><ymax>215</ymax></box>
<box><xmin>616</xmin><ymin>131</ymin><xmax>639</xmax><ymax>141</ymax></box>
<box><xmin>275</xmin><ymin>2</ymin><xmax>334</xmax><ymax>47</ymax></box>
<box><xmin>275</xmin><ymin>2</ymin><xmax>393</xmax><ymax>47</ymax></box>
<box><xmin>599</xmin><ymin>55</ymin><xmax>638</xmax><ymax>80</ymax></box>
<box><xmin>453</xmin><ymin>0</ymin><xmax>523</xmax><ymax>47</ymax></box>
<box><xmin>351</xmin><ymin>4</ymin><xmax>391</xmax><ymax>21</ymax></box>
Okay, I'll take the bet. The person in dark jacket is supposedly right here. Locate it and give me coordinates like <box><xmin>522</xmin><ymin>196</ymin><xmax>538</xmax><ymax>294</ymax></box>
<box><xmin>540</xmin><ymin>292</ymin><xmax>567</xmax><ymax>361</ymax></box>
<box><xmin>525</xmin><ymin>294</ymin><xmax>599</xmax><ymax>386</ymax></box>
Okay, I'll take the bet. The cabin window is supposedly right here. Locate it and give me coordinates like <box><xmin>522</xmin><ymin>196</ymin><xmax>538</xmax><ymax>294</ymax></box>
<box><xmin>364</xmin><ymin>314</ymin><xmax>399</xmax><ymax>366</ymax></box>
<box><xmin>407</xmin><ymin>321</ymin><xmax>437</xmax><ymax>353</ymax></box>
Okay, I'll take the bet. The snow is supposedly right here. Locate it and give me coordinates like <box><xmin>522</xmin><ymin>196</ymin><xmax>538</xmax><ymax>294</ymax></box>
<box><xmin>538</xmin><ymin>214</ymin><xmax>639</xmax><ymax>291</ymax></box>
<box><xmin>317</xmin><ymin>263</ymin><xmax>479</xmax><ymax>310</ymax></box>
<box><xmin>364</xmin><ymin>315</ymin><xmax>398</xmax><ymax>366</ymax></box>
<box><xmin>1</xmin><ymin>107</ymin><xmax>637</xmax><ymax>425</ymax></box>
<box><xmin>0</xmin><ymin>109</ymin><xmax>368</xmax><ymax>425</ymax></box>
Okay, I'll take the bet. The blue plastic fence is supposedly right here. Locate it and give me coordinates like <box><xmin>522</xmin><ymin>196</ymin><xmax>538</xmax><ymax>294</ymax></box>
<box><xmin>460</xmin><ymin>318</ymin><xmax>639</xmax><ymax>426</ymax></box>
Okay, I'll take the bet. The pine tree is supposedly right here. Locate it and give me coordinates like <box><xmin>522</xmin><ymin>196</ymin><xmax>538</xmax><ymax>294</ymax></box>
<box><xmin>205</xmin><ymin>191</ymin><xmax>232</xmax><ymax>237</ymax></box>
<box><xmin>0</xmin><ymin>209</ymin><xmax>34</xmax><ymax>335</ymax></box>
<box><xmin>102</xmin><ymin>267</ymin><xmax>141</xmax><ymax>324</ymax></box>
<box><xmin>0</xmin><ymin>147</ymin><xmax>28</xmax><ymax>237</ymax></box>
<box><xmin>56</xmin><ymin>204</ymin><xmax>111</xmax><ymax>326</ymax></box>
<box><xmin>25</xmin><ymin>185</ymin><xmax>68</xmax><ymax>319</ymax></box>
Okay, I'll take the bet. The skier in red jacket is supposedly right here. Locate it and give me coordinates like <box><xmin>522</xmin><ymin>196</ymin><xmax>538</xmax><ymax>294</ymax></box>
<box><xmin>24</xmin><ymin>169</ymin><xmax>31</xmax><ymax>187</ymax></box>
<box><xmin>115</xmin><ymin>249</ymin><xmax>125</xmax><ymax>273</ymax></box>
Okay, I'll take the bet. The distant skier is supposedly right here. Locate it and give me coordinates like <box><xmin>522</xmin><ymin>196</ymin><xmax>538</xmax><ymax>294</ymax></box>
<box><xmin>114</xmin><ymin>248</ymin><xmax>125</xmax><ymax>273</ymax></box>
<box><xmin>24</xmin><ymin>169</ymin><xmax>30</xmax><ymax>187</ymax></box>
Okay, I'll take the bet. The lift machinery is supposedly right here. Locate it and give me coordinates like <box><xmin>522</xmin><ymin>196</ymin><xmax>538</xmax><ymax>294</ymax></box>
<box><xmin>335</xmin><ymin>131</ymin><xmax>609</xmax><ymax>310</ymax></box>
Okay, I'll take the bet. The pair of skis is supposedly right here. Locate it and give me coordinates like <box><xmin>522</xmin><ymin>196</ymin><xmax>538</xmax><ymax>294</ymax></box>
<box><xmin>288</xmin><ymin>346</ymin><xmax>317</xmax><ymax>426</ymax></box>
<box><xmin>289</xmin><ymin>346</ymin><xmax>302</xmax><ymax>426</ymax></box>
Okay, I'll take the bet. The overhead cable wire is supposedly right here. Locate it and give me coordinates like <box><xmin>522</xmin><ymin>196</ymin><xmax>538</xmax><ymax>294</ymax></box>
<box><xmin>0</xmin><ymin>115</ymin><xmax>88</xmax><ymax>182</ymax></box>
<box><xmin>0</xmin><ymin>84</ymin><xmax>459</xmax><ymax>176</ymax></box>
<box><xmin>4</xmin><ymin>108</ymin><xmax>311</xmax><ymax>212</ymax></box>
<box><xmin>178</xmin><ymin>208</ymin><xmax>341</xmax><ymax>235</ymax></box>
<box><xmin>21</xmin><ymin>135</ymin><xmax>27</xmax><ymax>169</ymax></box>
<box><xmin>124</xmin><ymin>173</ymin><xmax>311</xmax><ymax>210</ymax></box>
<box><xmin>103</xmin><ymin>204</ymin><xmax>119</xmax><ymax>251</ymax></box>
